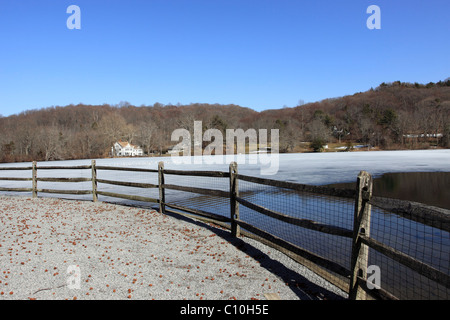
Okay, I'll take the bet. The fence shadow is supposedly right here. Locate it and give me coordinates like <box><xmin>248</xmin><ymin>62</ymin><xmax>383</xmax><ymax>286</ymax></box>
<box><xmin>160</xmin><ymin>206</ymin><xmax>346</xmax><ymax>300</ymax></box>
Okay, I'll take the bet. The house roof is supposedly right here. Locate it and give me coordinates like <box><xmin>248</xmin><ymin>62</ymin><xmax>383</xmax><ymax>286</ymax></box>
<box><xmin>116</xmin><ymin>140</ymin><xmax>130</xmax><ymax>148</ymax></box>
<box><xmin>116</xmin><ymin>141</ymin><xmax>142</xmax><ymax>149</ymax></box>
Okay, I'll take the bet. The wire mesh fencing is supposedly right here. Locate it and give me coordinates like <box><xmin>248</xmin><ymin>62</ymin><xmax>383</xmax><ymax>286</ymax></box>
<box><xmin>236</xmin><ymin>178</ymin><xmax>354</xmax><ymax>292</ymax></box>
<box><xmin>163</xmin><ymin>173</ymin><xmax>230</xmax><ymax>219</ymax></box>
<box><xmin>366</xmin><ymin>198</ymin><xmax>450</xmax><ymax>299</ymax></box>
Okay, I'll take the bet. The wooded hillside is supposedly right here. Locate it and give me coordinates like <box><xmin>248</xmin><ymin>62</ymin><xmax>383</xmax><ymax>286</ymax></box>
<box><xmin>1</xmin><ymin>80</ymin><xmax>449</xmax><ymax>163</ymax></box>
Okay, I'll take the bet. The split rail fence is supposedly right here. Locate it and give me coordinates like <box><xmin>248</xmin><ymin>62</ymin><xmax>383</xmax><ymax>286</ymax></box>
<box><xmin>0</xmin><ymin>160</ymin><xmax>449</xmax><ymax>300</ymax></box>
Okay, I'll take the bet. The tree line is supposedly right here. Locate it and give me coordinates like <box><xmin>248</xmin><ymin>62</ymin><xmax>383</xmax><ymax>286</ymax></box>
<box><xmin>0</xmin><ymin>80</ymin><xmax>449</xmax><ymax>163</ymax></box>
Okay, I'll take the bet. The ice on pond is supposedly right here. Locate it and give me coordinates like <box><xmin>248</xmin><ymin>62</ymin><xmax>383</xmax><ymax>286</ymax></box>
<box><xmin>1</xmin><ymin>149</ymin><xmax>449</xmax><ymax>186</ymax></box>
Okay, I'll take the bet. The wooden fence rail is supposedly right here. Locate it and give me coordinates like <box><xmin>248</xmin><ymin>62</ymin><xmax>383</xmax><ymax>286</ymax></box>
<box><xmin>0</xmin><ymin>160</ymin><xmax>449</xmax><ymax>300</ymax></box>
<box><xmin>0</xmin><ymin>166</ymin><xmax>33</xmax><ymax>170</ymax></box>
<box><xmin>235</xmin><ymin>195</ymin><xmax>354</xmax><ymax>238</ymax></box>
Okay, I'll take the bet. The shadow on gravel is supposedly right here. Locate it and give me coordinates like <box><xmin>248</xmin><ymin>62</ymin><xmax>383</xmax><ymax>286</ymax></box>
<box><xmin>159</xmin><ymin>207</ymin><xmax>346</xmax><ymax>301</ymax></box>
<box><xmin>38</xmin><ymin>198</ymin><xmax>346</xmax><ymax>300</ymax></box>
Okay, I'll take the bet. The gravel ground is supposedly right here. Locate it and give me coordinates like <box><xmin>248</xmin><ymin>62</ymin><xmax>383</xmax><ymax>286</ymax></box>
<box><xmin>0</xmin><ymin>196</ymin><xmax>347</xmax><ymax>300</ymax></box>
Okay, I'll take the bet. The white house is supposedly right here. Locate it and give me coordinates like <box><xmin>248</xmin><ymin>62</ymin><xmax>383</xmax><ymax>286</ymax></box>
<box><xmin>113</xmin><ymin>141</ymin><xmax>144</xmax><ymax>157</ymax></box>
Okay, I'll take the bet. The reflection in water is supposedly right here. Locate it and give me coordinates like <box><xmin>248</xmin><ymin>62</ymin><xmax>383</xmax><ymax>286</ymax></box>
<box><xmin>327</xmin><ymin>172</ymin><xmax>450</xmax><ymax>210</ymax></box>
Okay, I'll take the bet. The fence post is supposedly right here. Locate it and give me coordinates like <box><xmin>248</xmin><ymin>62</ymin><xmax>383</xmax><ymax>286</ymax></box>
<box><xmin>91</xmin><ymin>160</ymin><xmax>98</xmax><ymax>202</ymax></box>
<box><xmin>32</xmin><ymin>161</ymin><xmax>37</xmax><ymax>198</ymax></box>
<box><xmin>349</xmin><ymin>170</ymin><xmax>373</xmax><ymax>300</ymax></box>
<box><xmin>229</xmin><ymin>161</ymin><xmax>240</xmax><ymax>237</ymax></box>
<box><xmin>158</xmin><ymin>161</ymin><xmax>165</xmax><ymax>214</ymax></box>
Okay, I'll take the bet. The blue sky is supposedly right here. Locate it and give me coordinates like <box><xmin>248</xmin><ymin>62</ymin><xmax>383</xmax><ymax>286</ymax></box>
<box><xmin>0</xmin><ymin>0</ymin><xmax>449</xmax><ymax>117</ymax></box>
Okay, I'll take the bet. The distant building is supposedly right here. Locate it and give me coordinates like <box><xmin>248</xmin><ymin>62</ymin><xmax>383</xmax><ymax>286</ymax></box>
<box><xmin>113</xmin><ymin>141</ymin><xmax>143</xmax><ymax>157</ymax></box>
<box><xmin>167</xmin><ymin>145</ymin><xmax>188</xmax><ymax>155</ymax></box>
<box><xmin>403</xmin><ymin>133</ymin><xmax>443</xmax><ymax>138</ymax></box>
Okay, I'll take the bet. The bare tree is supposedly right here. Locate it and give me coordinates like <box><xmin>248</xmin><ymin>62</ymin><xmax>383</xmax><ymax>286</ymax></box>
<box><xmin>16</xmin><ymin>126</ymin><xmax>35</xmax><ymax>156</ymax></box>
<box><xmin>36</xmin><ymin>126</ymin><xmax>66</xmax><ymax>161</ymax></box>
<box><xmin>98</xmin><ymin>112</ymin><xmax>127</xmax><ymax>141</ymax></box>
<box><xmin>308</xmin><ymin>119</ymin><xmax>330</xmax><ymax>151</ymax></box>
<box><xmin>136</xmin><ymin>120</ymin><xmax>157</xmax><ymax>154</ymax></box>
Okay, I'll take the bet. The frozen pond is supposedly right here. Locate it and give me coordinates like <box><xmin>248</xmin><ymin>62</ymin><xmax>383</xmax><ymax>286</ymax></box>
<box><xmin>1</xmin><ymin>149</ymin><xmax>449</xmax><ymax>185</ymax></box>
<box><xmin>1</xmin><ymin>149</ymin><xmax>449</xmax><ymax>206</ymax></box>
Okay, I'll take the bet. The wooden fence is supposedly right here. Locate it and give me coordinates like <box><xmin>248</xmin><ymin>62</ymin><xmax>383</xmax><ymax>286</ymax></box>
<box><xmin>0</xmin><ymin>160</ymin><xmax>449</xmax><ymax>300</ymax></box>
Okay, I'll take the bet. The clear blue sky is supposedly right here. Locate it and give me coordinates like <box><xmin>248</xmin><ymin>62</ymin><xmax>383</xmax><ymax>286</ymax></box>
<box><xmin>1</xmin><ymin>0</ymin><xmax>449</xmax><ymax>117</ymax></box>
